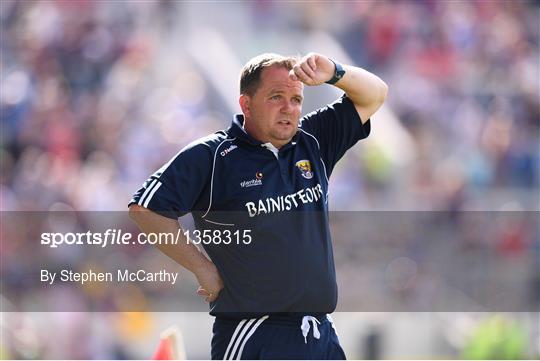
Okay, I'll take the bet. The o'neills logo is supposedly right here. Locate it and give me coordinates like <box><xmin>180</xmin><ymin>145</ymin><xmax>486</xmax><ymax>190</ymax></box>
<box><xmin>245</xmin><ymin>184</ymin><xmax>323</xmax><ymax>217</ymax></box>
<box><xmin>220</xmin><ymin>144</ymin><xmax>238</xmax><ymax>157</ymax></box>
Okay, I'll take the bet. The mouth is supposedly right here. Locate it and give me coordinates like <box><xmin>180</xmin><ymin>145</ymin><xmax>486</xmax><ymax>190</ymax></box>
<box><xmin>277</xmin><ymin>120</ymin><xmax>293</xmax><ymax>127</ymax></box>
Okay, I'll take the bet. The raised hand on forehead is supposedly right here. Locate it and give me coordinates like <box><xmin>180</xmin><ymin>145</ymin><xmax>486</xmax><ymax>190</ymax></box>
<box><xmin>289</xmin><ymin>53</ymin><xmax>336</xmax><ymax>86</ymax></box>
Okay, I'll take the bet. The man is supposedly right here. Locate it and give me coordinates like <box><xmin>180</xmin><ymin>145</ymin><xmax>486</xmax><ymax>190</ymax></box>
<box><xmin>129</xmin><ymin>53</ymin><xmax>387</xmax><ymax>359</ymax></box>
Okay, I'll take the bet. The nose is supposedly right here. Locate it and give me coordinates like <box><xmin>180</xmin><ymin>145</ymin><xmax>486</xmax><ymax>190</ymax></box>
<box><xmin>280</xmin><ymin>100</ymin><xmax>295</xmax><ymax>114</ymax></box>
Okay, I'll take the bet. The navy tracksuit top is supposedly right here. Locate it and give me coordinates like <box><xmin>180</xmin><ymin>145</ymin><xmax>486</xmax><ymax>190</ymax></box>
<box><xmin>130</xmin><ymin>95</ymin><xmax>370</xmax><ymax>317</ymax></box>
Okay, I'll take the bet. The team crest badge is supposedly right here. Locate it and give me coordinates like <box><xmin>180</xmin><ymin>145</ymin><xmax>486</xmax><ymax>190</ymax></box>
<box><xmin>295</xmin><ymin>160</ymin><xmax>313</xmax><ymax>179</ymax></box>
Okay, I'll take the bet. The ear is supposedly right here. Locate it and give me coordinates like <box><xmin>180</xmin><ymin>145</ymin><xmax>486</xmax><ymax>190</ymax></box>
<box><xmin>239</xmin><ymin>94</ymin><xmax>251</xmax><ymax>118</ymax></box>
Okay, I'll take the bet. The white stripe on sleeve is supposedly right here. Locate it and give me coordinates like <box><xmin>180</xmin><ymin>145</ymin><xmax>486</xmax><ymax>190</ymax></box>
<box><xmin>138</xmin><ymin>179</ymin><xmax>158</xmax><ymax>206</ymax></box>
<box><xmin>142</xmin><ymin>181</ymin><xmax>162</xmax><ymax>208</ymax></box>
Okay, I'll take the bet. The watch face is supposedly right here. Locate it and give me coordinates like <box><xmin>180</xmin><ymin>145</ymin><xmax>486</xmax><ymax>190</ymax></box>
<box><xmin>326</xmin><ymin>60</ymin><xmax>345</xmax><ymax>84</ymax></box>
<box><xmin>336</xmin><ymin>63</ymin><xmax>345</xmax><ymax>78</ymax></box>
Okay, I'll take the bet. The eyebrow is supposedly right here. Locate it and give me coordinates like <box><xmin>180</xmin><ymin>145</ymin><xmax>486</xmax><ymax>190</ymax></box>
<box><xmin>268</xmin><ymin>89</ymin><xmax>303</xmax><ymax>100</ymax></box>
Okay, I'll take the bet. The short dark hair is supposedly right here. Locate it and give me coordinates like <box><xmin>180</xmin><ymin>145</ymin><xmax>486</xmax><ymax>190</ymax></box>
<box><xmin>240</xmin><ymin>53</ymin><xmax>298</xmax><ymax>96</ymax></box>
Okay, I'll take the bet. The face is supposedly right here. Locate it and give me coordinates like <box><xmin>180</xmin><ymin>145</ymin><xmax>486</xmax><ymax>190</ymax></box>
<box><xmin>241</xmin><ymin>65</ymin><xmax>304</xmax><ymax>148</ymax></box>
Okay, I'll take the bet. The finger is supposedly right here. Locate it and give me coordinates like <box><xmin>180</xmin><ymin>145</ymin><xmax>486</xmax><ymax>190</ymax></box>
<box><xmin>206</xmin><ymin>292</ymin><xmax>218</xmax><ymax>302</ymax></box>
<box><xmin>293</xmin><ymin>65</ymin><xmax>312</xmax><ymax>83</ymax></box>
<box><xmin>307</xmin><ymin>55</ymin><xmax>317</xmax><ymax>71</ymax></box>
<box><xmin>300</xmin><ymin>61</ymin><xmax>316</xmax><ymax>79</ymax></box>
<box><xmin>197</xmin><ymin>287</ymin><xmax>210</xmax><ymax>296</ymax></box>
<box><xmin>288</xmin><ymin>69</ymin><xmax>298</xmax><ymax>81</ymax></box>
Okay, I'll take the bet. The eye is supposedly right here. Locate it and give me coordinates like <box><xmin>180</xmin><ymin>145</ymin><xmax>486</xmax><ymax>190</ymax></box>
<box><xmin>270</xmin><ymin>95</ymin><xmax>281</xmax><ymax>101</ymax></box>
<box><xmin>292</xmin><ymin>97</ymin><xmax>302</xmax><ymax>104</ymax></box>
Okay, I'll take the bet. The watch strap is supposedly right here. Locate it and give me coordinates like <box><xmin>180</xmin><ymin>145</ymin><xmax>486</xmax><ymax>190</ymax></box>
<box><xmin>325</xmin><ymin>59</ymin><xmax>346</xmax><ymax>85</ymax></box>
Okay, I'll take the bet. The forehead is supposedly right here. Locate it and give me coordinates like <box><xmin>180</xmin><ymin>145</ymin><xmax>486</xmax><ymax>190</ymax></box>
<box><xmin>258</xmin><ymin>65</ymin><xmax>304</xmax><ymax>94</ymax></box>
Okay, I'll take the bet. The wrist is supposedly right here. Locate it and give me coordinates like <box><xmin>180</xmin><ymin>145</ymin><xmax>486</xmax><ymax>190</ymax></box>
<box><xmin>186</xmin><ymin>248</ymin><xmax>215</xmax><ymax>277</ymax></box>
<box><xmin>325</xmin><ymin>59</ymin><xmax>346</xmax><ymax>85</ymax></box>
<box><xmin>190</xmin><ymin>252</ymin><xmax>214</xmax><ymax>276</ymax></box>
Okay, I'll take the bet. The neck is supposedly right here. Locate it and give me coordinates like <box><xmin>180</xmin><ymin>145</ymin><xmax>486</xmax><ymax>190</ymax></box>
<box><xmin>243</xmin><ymin>118</ymin><xmax>288</xmax><ymax>149</ymax></box>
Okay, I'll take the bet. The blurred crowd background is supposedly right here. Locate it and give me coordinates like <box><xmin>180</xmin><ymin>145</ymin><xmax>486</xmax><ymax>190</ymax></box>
<box><xmin>1</xmin><ymin>0</ymin><xmax>539</xmax><ymax>359</ymax></box>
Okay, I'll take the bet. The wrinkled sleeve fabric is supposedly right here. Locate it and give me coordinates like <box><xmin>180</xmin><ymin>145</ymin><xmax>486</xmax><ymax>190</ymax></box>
<box><xmin>129</xmin><ymin>143</ymin><xmax>212</xmax><ymax>219</ymax></box>
<box><xmin>300</xmin><ymin>95</ymin><xmax>370</xmax><ymax>177</ymax></box>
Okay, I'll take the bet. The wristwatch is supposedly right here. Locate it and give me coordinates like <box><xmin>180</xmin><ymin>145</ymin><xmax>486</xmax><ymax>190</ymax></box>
<box><xmin>325</xmin><ymin>59</ymin><xmax>346</xmax><ymax>85</ymax></box>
